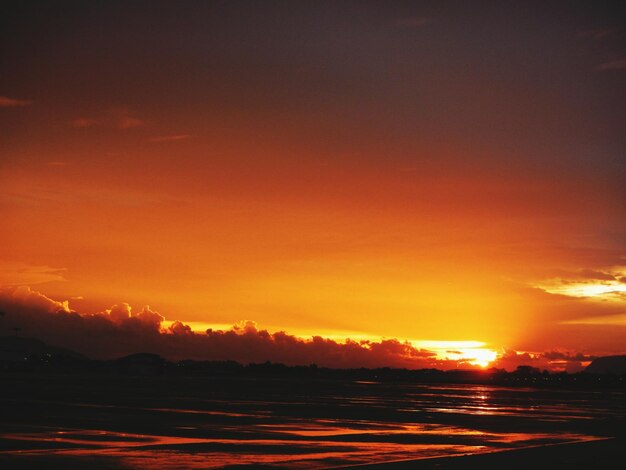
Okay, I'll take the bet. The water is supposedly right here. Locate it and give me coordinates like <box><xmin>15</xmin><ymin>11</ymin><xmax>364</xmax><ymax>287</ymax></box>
<box><xmin>1</xmin><ymin>375</ymin><xmax>624</xmax><ymax>468</ymax></box>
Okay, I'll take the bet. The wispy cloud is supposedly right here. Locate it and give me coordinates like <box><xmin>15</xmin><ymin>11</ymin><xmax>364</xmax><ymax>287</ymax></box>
<box><xmin>562</xmin><ymin>312</ymin><xmax>626</xmax><ymax>326</ymax></box>
<box><xmin>149</xmin><ymin>134</ymin><xmax>190</xmax><ymax>143</ymax></box>
<box><xmin>0</xmin><ymin>262</ymin><xmax>66</xmax><ymax>287</ymax></box>
<box><xmin>117</xmin><ymin>115</ymin><xmax>144</xmax><ymax>129</ymax></box>
<box><xmin>598</xmin><ymin>58</ymin><xmax>626</xmax><ymax>71</ymax></box>
<box><xmin>69</xmin><ymin>108</ymin><xmax>145</xmax><ymax>130</ymax></box>
<box><xmin>46</xmin><ymin>161</ymin><xmax>70</xmax><ymax>167</ymax></box>
<box><xmin>533</xmin><ymin>267</ymin><xmax>626</xmax><ymax>301</ymax></box>
<box><xmin>69</xmin><ymin>117</ymin><xmax>98</xmax><ymax>128</ymax></box>
<box><xmin>0</xmin><ymin>95</ymin><xmax>32</xmax><ymax>107</ymax></box>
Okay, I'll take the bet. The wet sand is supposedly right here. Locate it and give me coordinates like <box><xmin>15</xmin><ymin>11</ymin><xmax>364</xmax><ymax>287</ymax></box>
<box><xmin>339</xmin><ymin>437</ymin><xmax>625</xmax><ymax>469</ymax></box>
<box><xmin>1</xmin><ymin>374</ymin><xmax>624</xmax><ymax>469</ymax></box>
<box><xmin>0</xmin><ymin>438</ymin><xmax>623</xmax><ymax>469</ymax></box>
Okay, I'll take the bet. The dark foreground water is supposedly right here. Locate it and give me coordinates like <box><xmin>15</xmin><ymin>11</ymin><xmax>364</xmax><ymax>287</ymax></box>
<box><xmin>1</xmin><ymin>375</ymin><xmax>625</xmax><ymax>469</ymax></box>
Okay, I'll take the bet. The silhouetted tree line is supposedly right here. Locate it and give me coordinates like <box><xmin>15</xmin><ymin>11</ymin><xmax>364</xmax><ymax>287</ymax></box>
<box><xmin>1</xmin><ymin>350</ymin><xmax>624</xmax><ymax>389</ymax></box>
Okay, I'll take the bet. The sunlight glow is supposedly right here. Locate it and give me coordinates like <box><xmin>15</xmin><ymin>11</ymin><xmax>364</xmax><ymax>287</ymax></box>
<box><xmin>444</xmin><ymin>348</ymin><xmax>498</xmax><ymax>368</ymax></box>
<box><xmin>540</xmin><ymin>281</ymin><xmax>626</xmax><ymax>300</ymax></box>
<box><xmin>413</xmin><ymin>340</ymin><xmax>497</xmax><ymax>368</ymax></box>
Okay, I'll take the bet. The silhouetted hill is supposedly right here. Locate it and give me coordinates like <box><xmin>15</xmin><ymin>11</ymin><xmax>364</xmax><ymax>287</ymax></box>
<box><xmin>586</xmin><ymin>355</ymin><xmax>626</xmax><ymax>374</ymax></box>
<box><xmin>0</xmin><ymin>336</ymin><xmax>84</xmax><ymax>361</ymax></box>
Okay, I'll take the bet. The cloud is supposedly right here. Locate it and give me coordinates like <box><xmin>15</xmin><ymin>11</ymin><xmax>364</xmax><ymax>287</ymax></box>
<box><xmin>135</xmin><ymin>305</ymin><xmax>165</xmax><ymax>328</ymax></box>
<box><xmin>561</xmin><ymin>312</ymin><xmax>626</xmax><ymax>326</ymax></box>
<box><xmin>117</xmin><ymin>115</ymin><xmax>144</xmax><ymax>129</ymax></box>
<box><xmin>169</xmin><ymin>320</ymin><xmax>192</xmax><ymax>335</ymax></box>
<box><xmin>542</xmin><ymin>350</ymin><xmax>596</xmax><ymax>362</ymax></box>
<box><xmin>598</xmin><ymin>58</ymin><xmax>626</xmax><ymax>71</ymax></box>
<box><xmin>0</xmin><ymin>287</ymin><xmax>466</xmax><ymax>369</ymax></box>
<box><xmin>106</xmin><ymin>302</ymin><xmax>132</xmax><ymax>323</ymax></box>
<box><xmin>532</xmin><ymin>267</ymin><xmax>626</xmax><ymax>302</ymax></box>
<box><xmin>0</xmin><ymin>96</ymin><xmax>32</xmax><ymax>107</ymax></box>
<box><xmin>149</xmin><ymin>134</ymin><xmax>190</xmax><ymax>143</ymax></box>
<box><xmin>69</xmin><ymin>108</ymin><xmax>144</xmax><ymax>130</ymax></box>
<box><xmin>1</xmin><ymin>286</ymin><xmax>69</xmax><ymax>314</ymax></box>
<box><xmin>0</xmin><ymin>287</ymin><xmax>616</xmax><ymax>371</ymax></box>
<box><xmin>0</xmin><ymin>262</ymin><xmax>66</xmax><ymax>286</ymax></box>
<box><xmin>577</xmin><ymin>269</ymin><xmax>615</xmax><ymax>281</ymax></box>
<box><xmin>69</xmin><ymin>117</ymin><xmax>98</xmax><ymax>128</ymax></box>
<box><xmin>492</xmin><ymin>349</ymin><xmax>594</xmax><ymax>373</ymax></box>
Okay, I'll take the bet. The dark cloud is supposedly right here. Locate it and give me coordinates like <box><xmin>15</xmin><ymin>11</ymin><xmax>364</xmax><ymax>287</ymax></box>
<box><xmin>492</xmin><ymin>349</ymin><xmax>595</xmax><ymax>373</ymax></box>
<box><xmin>107</xmin><ymin>303</ymin><xmax>132</xmax><ymax>323</ymax></box>
<box><xmin>0</xmin><ymin>287</ymin><xmax>614</xmax><ymax>371</ymax></box>
<box><xmin>542</xmin><ymin>351</ymin><xmax>596</xmax><ymax>362</ymax></box>
<box><xmin>135</xmin><ymin>305</ymin><xmax>165</xmax><ymax>328</ymax></box>
<box><xmin>5</xmin><ymin>286</ymin><xmax>69</xmax><ymax>314</ymax></box>
<box><xmin>168</xmin><ymin>320</ymin><xmax>192</xmax><ymax>335</ymax></box>
<box><xmin>0</xmin><ymin>287</ymin><xmax>451</xmax><ymax>369</ymax></box>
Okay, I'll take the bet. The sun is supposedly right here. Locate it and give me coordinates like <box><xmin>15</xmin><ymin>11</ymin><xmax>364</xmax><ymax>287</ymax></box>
<box><xmin>462</xmin><ymin>348</ymin><xmax>498</xmax><ymax>368</ymax></box>
<box><xmin>414</xmin><ymin>341</ymin><xmax>498</xmax><ymax>368</ymax></box>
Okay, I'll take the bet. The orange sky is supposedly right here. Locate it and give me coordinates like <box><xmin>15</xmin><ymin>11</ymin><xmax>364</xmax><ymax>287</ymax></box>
<box><xmin>1</xmin><ymin>1</ymin><xmax>625</xmax><ymax>366</ymax></box>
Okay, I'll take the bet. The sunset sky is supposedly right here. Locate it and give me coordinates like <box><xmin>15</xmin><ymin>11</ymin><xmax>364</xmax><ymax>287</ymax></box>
<box><xmin>1</xmin><ymin>1</ymin><xmax>625</xmax><ymax>370</ymax></box>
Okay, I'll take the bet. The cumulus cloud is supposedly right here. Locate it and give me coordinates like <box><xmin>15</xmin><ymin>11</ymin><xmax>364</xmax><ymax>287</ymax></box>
<box><xmin>106</xmin><ymin>302</ymin><xmax>132</xmax><ymax>323</ymax></box>
<box><xmin>169</xmin><ymin>320</ymin><xmax>192</xmax><ymax>335</ymax></box>
<box><xmin>0</xmin><ymin>95</ymin><xmax>32</xmax><ymax>107</ymax></box>
<box><xmin>0</xmin><ymin>287</ymin><xmax>610</xmax><ymax>371</ymax></box>
<box><xmin>135</xmin><ymin>305</ymin><xmax>165</xmax><ymax>328</ymax></box>
<box><xmin>0</xmin><ymin>287</ymin><xmax>457</xmax><ymax>368</ymax></box>
<box><xmin>3</xmin><ymin>286</ymin><xmax>70</xmax><ymax>314</ymax></box>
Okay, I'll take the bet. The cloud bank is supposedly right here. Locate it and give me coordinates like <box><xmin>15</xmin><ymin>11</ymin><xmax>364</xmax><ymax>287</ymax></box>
<box><xmin>0</xmin><ymin>287</ymin><xmax>601</xmax><ymax>371</ymax></box>
<box><xmin>0</xmin><ymin>287</ymin><xmax>447</xmax><ymax>369</ymax></box>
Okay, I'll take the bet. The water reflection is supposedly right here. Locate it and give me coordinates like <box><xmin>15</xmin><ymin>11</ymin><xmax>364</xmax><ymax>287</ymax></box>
<box><xmin>2</xmin><ymin>379</ymin><xmax>624</xmax><ymax>469</ymax></box>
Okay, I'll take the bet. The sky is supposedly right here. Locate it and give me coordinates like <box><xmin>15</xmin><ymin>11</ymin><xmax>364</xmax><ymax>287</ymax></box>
<box><xmin>1</xmin><ymin>1</ymin><xmax>625</xmax><ymax>370</ymax></box>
